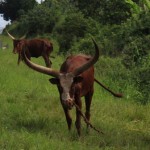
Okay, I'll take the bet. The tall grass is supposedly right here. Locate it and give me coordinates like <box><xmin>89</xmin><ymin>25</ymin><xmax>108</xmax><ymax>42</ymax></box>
<box><xmin>0</xmin><ymin>35</ymin><xmax>150</xmax><ymax>150</ymax></box>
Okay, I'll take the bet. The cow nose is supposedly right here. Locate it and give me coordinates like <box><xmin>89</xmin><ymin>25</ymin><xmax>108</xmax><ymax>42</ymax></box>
<box><xmin>64</xmin><ymin>99</ymin><xmax>74</xmax><ymax>109</ymax></box>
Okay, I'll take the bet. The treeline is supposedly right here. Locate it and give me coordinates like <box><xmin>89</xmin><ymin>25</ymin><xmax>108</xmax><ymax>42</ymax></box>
<box><xmin>1</xmin><ymin>0</ymin><xmax>150</xmax><ymax>104</ymax></box>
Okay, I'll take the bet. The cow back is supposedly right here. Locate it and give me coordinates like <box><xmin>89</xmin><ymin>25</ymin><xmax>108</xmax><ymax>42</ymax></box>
<box><xmin>26</xmin><ymin>39</ymin><xmax>52</xmax><ymax>57</ymax></box>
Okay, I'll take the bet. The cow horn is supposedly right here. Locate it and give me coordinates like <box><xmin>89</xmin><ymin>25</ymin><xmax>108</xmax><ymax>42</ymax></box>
<box><xmin>72</xmin><ymin>38</ymin><xmax>100</xmax><ymax>76</ymax></box>
<box><xmin>22</xmin><ymin>46</ymin><xmax>60</xmax><ymax>78</ymax></box>
<box><xmin>6</xmin><ymin>30</ymin><xmax>16</xmax><ymax>40</ymax></box>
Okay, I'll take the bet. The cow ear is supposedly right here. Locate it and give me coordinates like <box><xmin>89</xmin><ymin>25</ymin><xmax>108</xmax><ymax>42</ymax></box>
<box><xmin>73</xmin><ymin>76</ymin><xmax>83</xmax><ymax>83</ymax></box>
<box><xmin>49</xmin><ymin>78</ymin><xmax>59</xmax><ymax>84</ymax></box>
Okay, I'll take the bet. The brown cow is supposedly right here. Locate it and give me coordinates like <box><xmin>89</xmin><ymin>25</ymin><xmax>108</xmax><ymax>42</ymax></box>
<box><xmin>22</xmin><ymin>39</ymin><xmax>122</xmax><ymax>136</ymax></box>
<box><xmin>7</xmin><ymin>31</ymin><xmax>53</xmax><ymax>68</ymax></box>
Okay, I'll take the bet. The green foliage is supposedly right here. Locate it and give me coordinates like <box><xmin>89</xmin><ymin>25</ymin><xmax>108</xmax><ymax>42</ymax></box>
<box><xmin>54</xmin><ymin>14</ymin><xmax>100</xmax><ymax>53</ymax></box>
<box><xmin>122</xmin><ymin>9</ymin><xmax>150</xmax><ymax>67</ymax></box>
<box><xmin>95</xmin><ymin>57</ymin><xmax>133</xmax><ymax>99</ymax></box>
<box><xmin>96</xmin><ymin>25</ymin><xmax>125</xmax><ymax>56</ymax></box>
<box><xmin>73</xmin><ymin>0</ymin><xmax>132</xmax><ymax>25</ymax></box>
<box><xmin>54</xmin><ymin>11</ymin><xmax>88</xmax><ymax>52</ymax></box>
<box><xmin>132</xmin><ymin>54</ymin><xmax>150</xmax><ymax>104</ymax></box>
<box><xmin>16</xmin><ymin>0</ymin><xmax>77</xmax><ymax>36</ymax></box>
<box><xmin>43</xmin><ymin>0</ymin><xmax>77</xmax><ymax>14</ymax></box>
<box><xmin>19</xmin><ymin>5</ymin><xmax>58</xmax><ymax>35</ymax></box>
<box><xmin>95</xmin><ymin>54</ymin><xmax>150</xmax><ymax>105</ymax></box>
<box><xmin>0</xmin><ymin>0</ymin><xmax>37</xmax><ymax>21</ymax></box>
<box><xmin>123</xmin><ymin>35</ymin><xmax>150</xmax><ymax>67</ymax></box>
<box><xmin>108</xmin><ymin>8</ymin><xmax>150</xmax><ymax>105</ymax></box>
<box><xmin>69</xmin><ymin>37</ymin><xmax>94</xmax><ymax>55</ymax></box>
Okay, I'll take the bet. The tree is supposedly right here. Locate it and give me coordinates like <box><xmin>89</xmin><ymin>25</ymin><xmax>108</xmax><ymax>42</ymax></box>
<box><xmin>20</xmin><ymin>4</ymin><xmax>58</xmax><ymax>34</ymax></box>
<box><xmin>54</xmin><ymin>11</ymin><xmax>88</xmax><ymax>52</ymax></box>
<box><xmin>72</xmin><ymin>0</ymin><xmax>132</xmax><ymax>25</ymax></box>
<box><xmin>0</xmin><ymin>0</ymin><xmax>37</xmax><ymax>21</ymax></box>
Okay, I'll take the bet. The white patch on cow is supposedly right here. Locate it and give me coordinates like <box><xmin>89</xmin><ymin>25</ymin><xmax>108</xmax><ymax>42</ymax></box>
<box><xmin>59</xmin><ymin>73</ymin><xmax>74</xmax><ymax>101</ymax></box>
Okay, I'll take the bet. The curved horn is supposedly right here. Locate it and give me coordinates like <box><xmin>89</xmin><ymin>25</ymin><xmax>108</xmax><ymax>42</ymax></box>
<box><xmin>22</xmin><ymin>46</ymin><xmax>60</xmax><ymax>78</ymax></box>
<box><xmin>73</xmin><ymin>38</ymin><xmax>100</xmax><ymax>76</ymax></box>
<box><xmin>6</xmin><ymin>30</ymin><xmax>16</xmax><ymax>40</ymax></box>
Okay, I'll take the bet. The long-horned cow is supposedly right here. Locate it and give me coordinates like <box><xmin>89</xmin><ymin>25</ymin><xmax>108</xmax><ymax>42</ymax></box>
<box><xmin>7</xmin><ymin>31</ymin><xmax>53</xmax><ymax>67</ymax></box>
<box><xmin>22</xmin><ymin>39</ymin><xmax>122</xmax><ymax>136</ymax></box>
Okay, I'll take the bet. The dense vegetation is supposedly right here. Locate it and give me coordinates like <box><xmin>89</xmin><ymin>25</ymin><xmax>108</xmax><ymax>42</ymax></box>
<box><xmin>0</xmin><ymin>0</ymin><xmax>150</xmax><ymax>149</ymax></box>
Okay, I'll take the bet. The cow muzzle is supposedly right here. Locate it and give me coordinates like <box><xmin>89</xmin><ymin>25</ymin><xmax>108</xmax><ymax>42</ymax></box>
<box><xmin>63</xmin><ymin>99</ymin><xmax>74</xmax><ymax>109</ymax></box>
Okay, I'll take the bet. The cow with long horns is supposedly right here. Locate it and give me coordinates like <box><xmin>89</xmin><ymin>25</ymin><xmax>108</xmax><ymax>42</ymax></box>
<box><xmin>7</xmin><ymin>31</ymin><xmax>53</xmax><ymax>67</ymax></box>
<box><xmin>22</xmin><ymin>39</ymin><xmax>122</xmax><ymax>136</ymax></box>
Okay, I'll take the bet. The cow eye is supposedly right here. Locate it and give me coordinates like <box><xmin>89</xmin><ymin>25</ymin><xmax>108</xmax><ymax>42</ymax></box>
<box><xmin>49</xmin><ymin>78</ymin><xmax>59</xmax><ymax>84</ymax></box>
<box><xmin>73</xmin><ymin>76</ymin><xmax>83</xmax><ymax>83</ymax></box>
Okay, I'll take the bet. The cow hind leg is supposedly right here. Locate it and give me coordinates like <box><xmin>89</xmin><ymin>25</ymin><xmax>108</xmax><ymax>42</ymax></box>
<box><xmin>43</xmin><ymin>55</ymin><xmax>52</xmax><ymax>68</ymax></box>
<box><xmin>84</xmin><ymin>90</ymin><xmax>93</xmax><ymax>131</ymax></box>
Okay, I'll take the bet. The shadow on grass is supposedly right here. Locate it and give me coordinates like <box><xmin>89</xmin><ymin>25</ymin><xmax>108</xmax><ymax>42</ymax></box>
<box><xmin>16</xmin><ymin>117</ymin><xmax>49</xmax><ymax>132</ymax></box>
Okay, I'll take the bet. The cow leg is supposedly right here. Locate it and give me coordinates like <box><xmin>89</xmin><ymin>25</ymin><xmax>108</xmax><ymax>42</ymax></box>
<box><xmin>43</xmin><ymin>55</ymin><xmax>52</xmax><ymax>68</ymax></box>
<box><xmin>63</xmin><ymin>107</ymin><xmax>72</xmax><ymax>131</ymax></box>
<box><xmin>84</xmin><ymin>89</ymin><xmax>94</xmax><ymax>130</ymax></box>
<box><xmin>17</xmin><ymin>53</ymin><xmax>21</xmax><ymax>65</ymax></box>
<box><xmin>22</xmin><ymin>53</ymin><xmax>31</xmax><ymax>64</ymax></box>
<box><xmin>75</xmin><ymin>98</ymin><xmax>82</xmax><ymax>136</ymax></box>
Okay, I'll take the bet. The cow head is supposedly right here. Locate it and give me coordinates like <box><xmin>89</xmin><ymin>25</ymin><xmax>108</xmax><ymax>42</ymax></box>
<box><xmin>22</xmin><ymin>38</ymin><xmax>99</xmax><ymax>109</ymax></box>
<box><xmin>6</xmin><ymin>30</ymin><xmax>26</xmax><ymax>54</ymax></box>
<box><xmin>7</xmin><ymin>30</ymin><xmax>26</xmax><ymax>64</ymax></box>
<box><xmin>49</xmin><ymin>73</ymin><xmax>83</xmax><ymax>109</ymax></box>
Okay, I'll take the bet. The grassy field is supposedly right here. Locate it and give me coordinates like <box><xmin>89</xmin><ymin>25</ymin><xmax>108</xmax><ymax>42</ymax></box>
<box><xmin>0</xmin><ymin>35</ymin><xmax>150</xmax><ymax>150</ymax></box>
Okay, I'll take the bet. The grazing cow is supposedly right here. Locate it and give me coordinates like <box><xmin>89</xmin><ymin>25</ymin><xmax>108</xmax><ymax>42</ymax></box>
<box><xmin>7</xmin><ymin>31</ymin><xmax>53</xmax><ymax>67</ymax></box>
<box><xmin>22</xmin><ymin>39</ymin><xmax>122</xmax><ymax>136</ymax></box>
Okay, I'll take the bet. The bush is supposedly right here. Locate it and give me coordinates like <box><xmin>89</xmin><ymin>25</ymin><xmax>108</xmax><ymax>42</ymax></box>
<box><xmin>93</xmin><ymin>56</ymin><xmax>136</xmax><ymax>101</ymax></box>
<box><xmin>54</xmin><ymin>11</ymin><xmax>88</xmax><ymax>53</ymax></box>
<box><xmin>95</xmin><ymin>54</ymin><xmax>150</xmax><ymax>105</ymax></box>
<box><xmin>122</xmin><ymin>10</ymin><xmax>150</xmax><ymax>68</ymax></box>
<box><xmin>68</xmin><ymin>36</ymin><xmax>96</xmax><ymax>55</ymax></box>
<box><xmin>132</xmin><ymin>54</ymin><xmax>150</xmax><ymax>104</ymax></box>
<box><xmin>19</xmin><ymin>5</ymin><xmax>59</xmax><ymax>35</ymax></box>
<box><xmin>123</xmin><ymin>35</ymin><xmax>150</xmax><ymax>68</ymax></box>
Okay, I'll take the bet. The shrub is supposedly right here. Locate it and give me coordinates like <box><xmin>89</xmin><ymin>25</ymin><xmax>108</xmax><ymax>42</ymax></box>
<box><xmin>132</xmin><ymin>54</ymin><xmax>150</xmax><ymax>104</ymax></box>
<box><xmin>68</xmin><ymin>36</ymin><xmax>96</xmax><ymax>55</ymax></box>
<box><xmin>123</xmin><ymin>35</ymin><xmax>150</xmax><ymax>68</ymax></box>
<box><xmin>122</xmin><ymin>10</ymin><xmax>150</xmax><ymax>68</ymax></box>
<box><xmin>90</xmin><ymin>56</ymin><xmax>136</xmax><ymax>101</ymax></box>
<box><xmin>54</xmin><ymin>11</ymin><xmax>88</xmax><ymax>53</ymax></box>
<box><xmin>19</xmin><ymin>5</ymin><xmax>59</xmax><ymax>35</ymax></box>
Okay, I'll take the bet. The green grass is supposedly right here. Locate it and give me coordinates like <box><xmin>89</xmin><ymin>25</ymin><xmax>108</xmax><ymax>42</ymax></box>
<box><xmin>0</xmin><ymin>35</ymin><xmax>150</xmax><ymax>150</ymax></box>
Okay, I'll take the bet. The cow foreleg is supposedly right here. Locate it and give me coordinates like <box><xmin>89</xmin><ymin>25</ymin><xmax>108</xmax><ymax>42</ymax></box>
<box><xmin>75</xmin><ymin>98</ymin><xmax>82</xmax><ymax>136</ymax></box>
<box><xmin>63</xmin><ymin>107</ymin><xmax>72</xmax><ymax>131</ymax></box>
<box><xmin>43</xmin><ymin>55</ymin><xmax>52</xmax><ymax>68</ymax></box>
<box><xmin>22</xmin><ymin>51</ymin><xmax>31</xmax><ymax>64</ymax></box>
<box><xmin>84</xmin><ymin>90</ymin><xmax>93</xmax><ymax>131</ymax></box>
<box><xmin>17</xmin><ymin>53</ymin><xmax>21</xmax><ymax>65</ymax></box>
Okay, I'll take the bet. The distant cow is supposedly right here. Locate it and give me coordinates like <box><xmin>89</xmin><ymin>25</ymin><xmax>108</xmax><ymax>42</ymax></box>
<box><xmin>7</xmin><ymin>31</ymin><xmax>53</xmax><ymax>67</ymax></box>
<box><xmin>22</xmin><ymin>39</ymin><xmax>122</xmax><ymax>136</ymax></box>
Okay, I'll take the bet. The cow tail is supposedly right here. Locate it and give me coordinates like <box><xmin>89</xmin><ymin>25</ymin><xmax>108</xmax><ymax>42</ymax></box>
<box><xmin>94</xmin><ymin>78</ymin><xmax>123</xmax><ymax>98</ymax></box>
